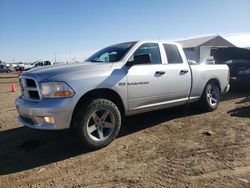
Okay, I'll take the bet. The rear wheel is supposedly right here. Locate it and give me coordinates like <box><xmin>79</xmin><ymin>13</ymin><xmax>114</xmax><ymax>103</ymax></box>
<box><xmin>201</xmin><ymin>81</ymin><xmax>221</xmax><ymax>111</ymax></box>
<box><xmin>73</xmin><ymin>98</ymin><xmax>121</xmax><ymax>149</ymax></box>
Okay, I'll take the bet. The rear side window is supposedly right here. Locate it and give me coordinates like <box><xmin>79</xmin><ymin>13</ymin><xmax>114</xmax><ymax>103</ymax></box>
<box><xmin>164</xmin><ymin>44</ymin><xmax>183</xmax><ymax>64</ymax></box>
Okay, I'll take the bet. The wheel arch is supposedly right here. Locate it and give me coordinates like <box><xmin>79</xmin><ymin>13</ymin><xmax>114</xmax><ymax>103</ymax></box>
<box><xmin>71</xmin><ymin>88</ymin><xmax>125</xmax><ymax>128</ymax></box>
<box><xmin>203</xmin><ymin>78</ymin><xmax>221</xmax><ymax>94</ymax></box>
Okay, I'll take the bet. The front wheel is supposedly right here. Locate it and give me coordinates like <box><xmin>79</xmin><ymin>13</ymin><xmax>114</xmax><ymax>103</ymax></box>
<box><xmin>73</xmin><ymin>99</ymin><xmax>122</xmax><ymax>149</ymax></box>
<box><xmin>200</xmin><ymin>81</ymin><xmax>221</xmax><ymax>111</ymax></box>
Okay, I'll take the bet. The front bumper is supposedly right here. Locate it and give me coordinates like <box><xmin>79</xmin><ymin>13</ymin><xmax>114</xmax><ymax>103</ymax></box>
<box><xmin>15</xmin><ymin>96</ymin><xmax>75</xmax><ymax>130</ymax></box>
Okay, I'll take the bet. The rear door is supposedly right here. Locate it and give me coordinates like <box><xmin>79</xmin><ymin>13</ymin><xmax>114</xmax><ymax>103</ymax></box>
<box><xmin>163</xmin><ymin>43</ymin><xmax>191</xmax><ymax>102</ymax></box>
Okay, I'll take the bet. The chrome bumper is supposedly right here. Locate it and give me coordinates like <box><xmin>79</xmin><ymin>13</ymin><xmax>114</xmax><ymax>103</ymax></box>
<box><xmin>15</xmin><ymin>96</ymin><xmax>75</xmax><ymax>130</ymax></box>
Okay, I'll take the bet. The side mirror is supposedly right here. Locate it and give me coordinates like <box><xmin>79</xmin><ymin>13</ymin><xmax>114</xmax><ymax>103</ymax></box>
<box><xmin>127</xmin><ymin>54</ymin><xmax>151</xmax><ymax>66</ymax></box>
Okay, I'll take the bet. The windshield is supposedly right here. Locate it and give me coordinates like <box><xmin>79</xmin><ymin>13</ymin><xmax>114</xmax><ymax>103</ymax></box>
<box><xmin>86</xmin><ymin>42</ymin><xmax>136</xmax><ymax>63</ymax></box>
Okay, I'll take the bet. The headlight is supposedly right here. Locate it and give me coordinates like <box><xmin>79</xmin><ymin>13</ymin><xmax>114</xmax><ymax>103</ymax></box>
<box><xmin>40</xmin><ymin>82</ymin><xmax>75</xmax><ymax>98</ymax></box>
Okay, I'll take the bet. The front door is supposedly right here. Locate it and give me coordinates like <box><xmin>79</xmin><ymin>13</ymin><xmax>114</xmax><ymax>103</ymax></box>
<box><xmin>126</xmin><ymin>43</ymin><xmax>167</xmax><ymax>111</ymax></box>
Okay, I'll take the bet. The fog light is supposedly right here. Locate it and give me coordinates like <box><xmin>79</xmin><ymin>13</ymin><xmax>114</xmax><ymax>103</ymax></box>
<box><xmin>43</xmin><ymin>116</ymin><xmax>55</xmax><ymax>124</ymax></box>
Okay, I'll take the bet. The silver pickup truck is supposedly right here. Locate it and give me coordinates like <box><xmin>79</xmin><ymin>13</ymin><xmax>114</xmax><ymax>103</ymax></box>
<box><xmin>16</xmin><ymin>40</ymin><xmax>230</xmax><ymax>149</ymax></box>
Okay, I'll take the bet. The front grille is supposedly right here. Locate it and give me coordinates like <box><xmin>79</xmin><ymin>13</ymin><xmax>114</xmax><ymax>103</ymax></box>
<box><xmin>29</xmin><ymin>90</ymin><xmax>40</xmax><ymax>99</ymax></box>
<box><xmin>26</xmin><ymin>79</ymin><xmax>36</xmax><ymax>87</ymax></box>
<box><xmin>20</xmin><ymin>115</ymin><xmax>35</xmax><ymax>125</ymax></box>
<box><xmin>19</xmin><ymin>77</ymin><xmax>41</xmax><ymax>100</ymax></box>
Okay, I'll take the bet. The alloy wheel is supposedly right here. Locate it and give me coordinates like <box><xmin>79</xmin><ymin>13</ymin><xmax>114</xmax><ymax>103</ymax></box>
<box><xmin>86</xmin><ymin>109</ymin><xmax>115</xmax><ymax>142</ymax></box>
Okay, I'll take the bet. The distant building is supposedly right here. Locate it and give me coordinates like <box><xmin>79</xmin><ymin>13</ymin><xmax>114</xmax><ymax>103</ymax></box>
<box><xmin>177</xmin><ymin>35</ymin><xmax>235</xmax><ymax>63</ymax></box>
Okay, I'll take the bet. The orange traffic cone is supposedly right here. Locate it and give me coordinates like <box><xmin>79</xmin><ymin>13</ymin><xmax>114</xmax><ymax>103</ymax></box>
<box><xmin>11</xmin><ymin>83</ymin><xmax>16</xmax><ymax>92</ymax></box>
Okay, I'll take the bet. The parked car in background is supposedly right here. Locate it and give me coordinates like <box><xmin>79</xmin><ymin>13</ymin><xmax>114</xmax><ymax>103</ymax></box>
<box><xmin>0</xmin><ymin>64</ymin><xmax>13</xmax><ymax>73</ymax></box>
<box><xmin>18</xmin><ymin>61</ymin><xmax>53</xmax><ymax>71</ymax></box>
<box><xmin>222</xmin><ymin>60</ymin><xmax>250</xmax><ymax>87</ymax></box>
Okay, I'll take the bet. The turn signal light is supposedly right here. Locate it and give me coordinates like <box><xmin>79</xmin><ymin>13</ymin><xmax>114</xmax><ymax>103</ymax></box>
<box><xmin>53</xmin><ymin>91</ymin><xmax>74</xmax><ymax>97</ymax></box>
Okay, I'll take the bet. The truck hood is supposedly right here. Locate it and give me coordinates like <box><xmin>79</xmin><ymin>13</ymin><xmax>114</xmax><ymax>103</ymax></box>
<box><xmin>22</xmin><ymin>62</ymin><xmax>113</xmax><ymax>82</ymax></box>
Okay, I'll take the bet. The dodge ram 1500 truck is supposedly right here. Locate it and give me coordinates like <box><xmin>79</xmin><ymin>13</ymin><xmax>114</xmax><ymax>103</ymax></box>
<box><xmin>16</xmin><ymin>40</ymin><xmax>230</xmax><ymax>149</ymax></box>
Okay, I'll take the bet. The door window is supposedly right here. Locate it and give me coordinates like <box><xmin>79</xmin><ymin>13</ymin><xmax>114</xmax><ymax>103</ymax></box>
<box><xmin>164</xmin><ymin>44</ymin><xmax>183</xmax><ymax>64</ymax></box>
<box><xmin>130</xmin><ymin>43</ymin><xmax>162</xmax><ymax>64</ymax></box>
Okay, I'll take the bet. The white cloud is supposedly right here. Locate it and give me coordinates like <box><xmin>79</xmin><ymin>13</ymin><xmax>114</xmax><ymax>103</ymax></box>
<box><xmin>222</xmin><ymin>33</ymin><xmax>250</xmax><ymax>48</ymax></box>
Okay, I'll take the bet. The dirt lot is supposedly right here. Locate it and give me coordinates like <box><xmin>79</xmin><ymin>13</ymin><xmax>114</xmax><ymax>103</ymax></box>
<box><xmin>0</xmin><ymin>73</ymin><xmax>250</xmax><ymax>188</ymax></box>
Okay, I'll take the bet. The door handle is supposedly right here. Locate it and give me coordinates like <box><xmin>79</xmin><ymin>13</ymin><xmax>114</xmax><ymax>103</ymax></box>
<box><xmin>155</xmin><ymin>71</ymin><xmax>166</xmax><ymax>76</ymax></box>
<box><xmin>180</xmin><ymin>70</ymin><xmax>189</xmax><ymax>74</ymax></box>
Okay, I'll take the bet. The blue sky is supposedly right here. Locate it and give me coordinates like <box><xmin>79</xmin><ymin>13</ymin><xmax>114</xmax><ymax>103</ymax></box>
<box><xmin>0</xmin><ymin>0</ymin><xmax>250</xmax><ymax>63</ymax></box>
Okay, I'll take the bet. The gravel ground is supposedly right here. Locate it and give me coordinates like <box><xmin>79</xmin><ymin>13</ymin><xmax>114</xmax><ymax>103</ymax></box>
<box><xmin>0</xmin><ymin>73</ymin><xmax>250</xmax><ymax>188</ymax></box>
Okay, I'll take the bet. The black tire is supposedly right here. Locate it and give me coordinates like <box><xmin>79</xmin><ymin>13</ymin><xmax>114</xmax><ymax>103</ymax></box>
<box><xmin>73</xmin><ymin>98</ymin><xmax>122</xmax><ymax>149</ymax></box>
<box><xmin>200</xmin><ymin>81</ymin><xmax>221</xmax><ymax>112</ymax></box>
